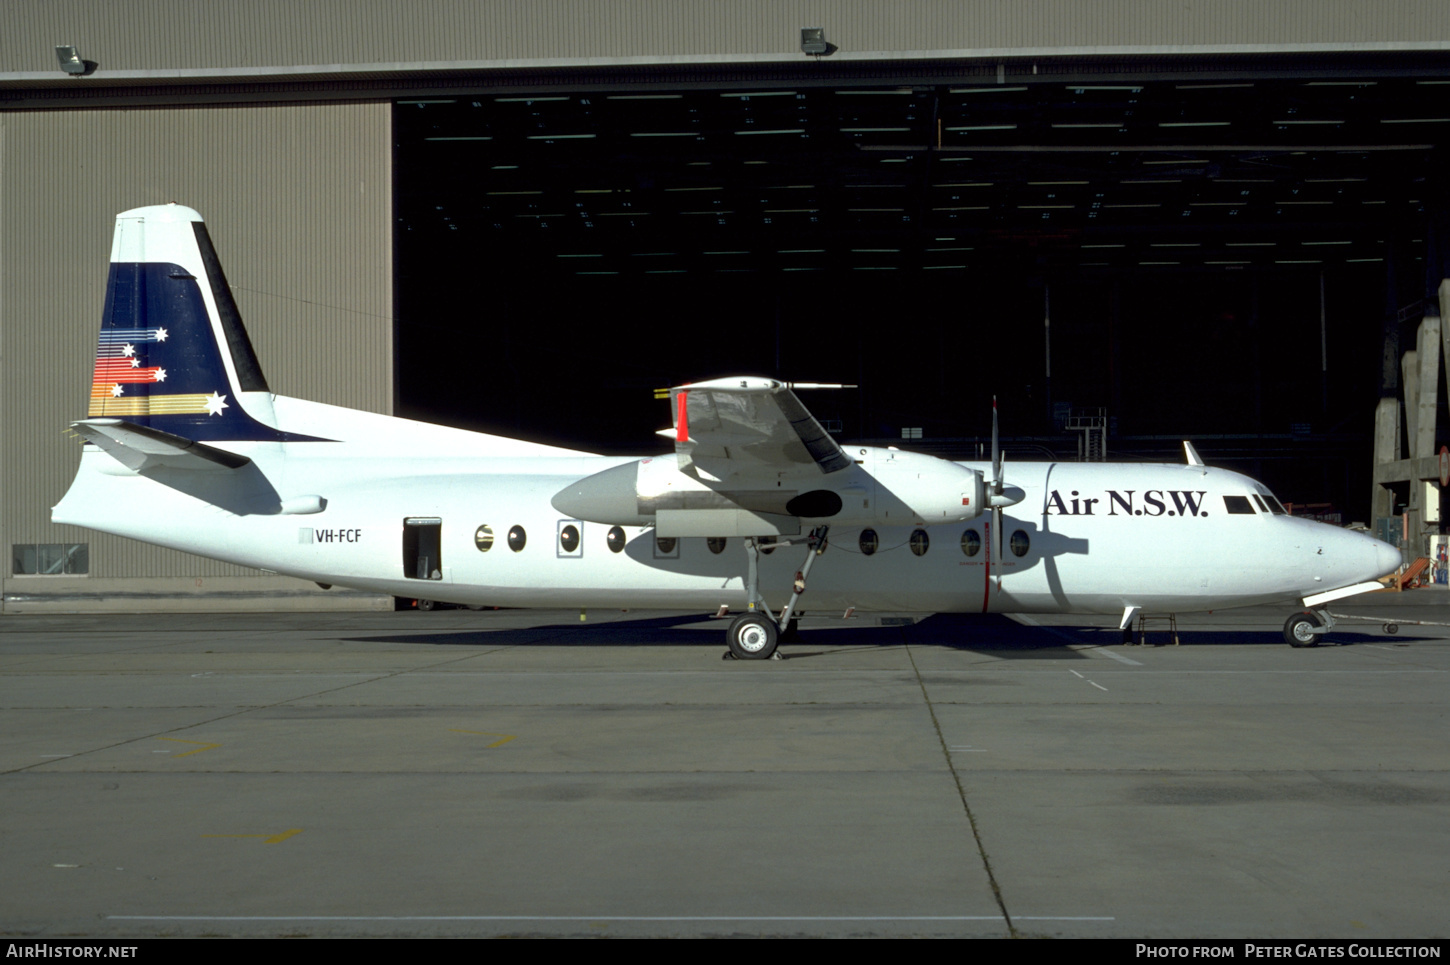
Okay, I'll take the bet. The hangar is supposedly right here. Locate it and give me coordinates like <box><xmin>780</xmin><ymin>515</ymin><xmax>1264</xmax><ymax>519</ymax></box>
<box><xmin>3</xmin><ymin>1</ymin><xmax>1449</xmax><ymax>609</ymax></box>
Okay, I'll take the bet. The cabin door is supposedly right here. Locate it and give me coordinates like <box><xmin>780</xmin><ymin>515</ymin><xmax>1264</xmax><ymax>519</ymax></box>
<box><xmin>402</xmin><ymin>517</ymin><xmax>443</xmax><ymax>580</ymax></box>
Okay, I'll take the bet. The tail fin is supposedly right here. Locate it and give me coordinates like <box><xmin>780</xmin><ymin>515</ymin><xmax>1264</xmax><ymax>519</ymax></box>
<box><xmin>87</xmin><ymin>204</ymin><xmax>305</xmax><ymax>442</ymax></box>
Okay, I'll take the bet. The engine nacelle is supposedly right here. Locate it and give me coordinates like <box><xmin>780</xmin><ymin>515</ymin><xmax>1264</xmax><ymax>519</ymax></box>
<box><xmin>854</xmin><ymin>447</ymin><xmax>984</xmax><ymax>525</ymax></box>
<box><xmin>551</xmin><ymin>446</ymin><xmax>986</xmax><ymax>532</ymax></box>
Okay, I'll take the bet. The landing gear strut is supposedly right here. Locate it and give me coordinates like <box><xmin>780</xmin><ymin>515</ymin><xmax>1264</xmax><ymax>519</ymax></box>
<box><xmin>723</xmin><ymin>526</ymin><xmax>829</xmax><ymax>660</ymax></box>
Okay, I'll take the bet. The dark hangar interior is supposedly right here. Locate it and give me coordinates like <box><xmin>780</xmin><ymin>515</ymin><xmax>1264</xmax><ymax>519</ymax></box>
<box><xmin>394</xmin><ymin>52</ymin><xmax>1450</xmax><ymax>523</ymax></box>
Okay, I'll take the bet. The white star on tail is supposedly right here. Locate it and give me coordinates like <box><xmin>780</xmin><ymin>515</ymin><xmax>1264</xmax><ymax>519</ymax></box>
<box><xmin>204</xmin><ymin>391</ymin><xmax>229</xmax><ymax>416</ymax></box>
<box><xmin>154</xmin><ymin>368</ymin><xmax>166</xmax><ymax>382</ymax></box>
<box><xmin>110</xmin><ymin>384</ymin><xmax>123</xmax><ymax>397</ymax></box>
<box><xmin>130</xmin><ymin>358</ymin><xmax>140</xmax><ymax>368</ymax></box>
<box><xmin>121</xmin><ymin>343</ymin><xmax>135</xmax><ymax>357</ymax></box>
<box><xmin>154</xmin><ymin>328</ymin><xmax>169</xmax><ymax>342</ymax></box>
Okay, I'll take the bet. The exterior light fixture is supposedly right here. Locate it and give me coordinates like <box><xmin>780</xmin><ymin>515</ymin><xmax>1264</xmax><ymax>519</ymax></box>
<box><xmin>55</xmin><ymin>45</ymin><xmax>91</xmax><ymax>76</ymax></box>
<box><xmin>800</xmin><ymin>28</ymin><xmax>834</xmax><ymax>56</ymax></box>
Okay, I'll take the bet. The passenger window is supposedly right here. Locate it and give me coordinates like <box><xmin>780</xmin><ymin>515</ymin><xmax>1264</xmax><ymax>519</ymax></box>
<box><xmin>655</xmin><ymin>534</ymin><xmax>680</xmax><ymax>559</ymax></box>
<box><xmin>508</xmin><ymin>525</ymin><xmax>526</xmax><ymax>552</ymax></box>
<box><xmin>1223</xmin><ymin>496</ymin><xmax>1256</xmax><ymax>515</ymax></box>
<box><xmin>475</xmin><ymin>525</ymin><xmax>494</xmax><ymax>551</ymax></box>
<box><xmin>1010</xmin><ymin>530</ymin><xmax>1029</xmax><ymax>557</ymax></box>
<box><xmin>707</xmin><ymin>536</ymin><xmax>727</xmax><ymax>555</ymax></box>
<box><xmin>910</xmin><ymin>529</ymin><xmax>929</xmax><ymax>557</ymax></box>
<box><xmin>559</xmin><ymin>522</ymin><xmax>581</xmax><ymax>556</ymax></box>
<box><xmin>859</xmin><ymin>529</ymin><xmax>879</xmax><ymax>556</ymax></box>
<box><xmin>607</xmin><ymin>526</ymin><xmax>626</xmax><ymax>553</ymax></box>
<box><xmin>961</xmin><ymin>529</ymin><xmax>981</xmax><ymax>557</ymax></box>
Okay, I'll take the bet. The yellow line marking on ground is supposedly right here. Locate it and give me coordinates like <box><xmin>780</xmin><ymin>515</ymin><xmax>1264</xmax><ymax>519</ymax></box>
<box><xmin>201</xmin><ymin>829</ymin><xmax>302</xmax><ymax>844</ymax></box>
<box><xmin>156</xmin><ymin>738</ymin><xmax>221</xmax><ymax>758</ymax></box>
<box><xmin>449</xmin><ymin>729</ymin><xmax>517</xmax><ymax>748</ymax></box>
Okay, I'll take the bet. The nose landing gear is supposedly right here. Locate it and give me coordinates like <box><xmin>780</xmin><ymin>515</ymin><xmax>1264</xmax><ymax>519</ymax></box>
<box><xmin>1283</xmin><ymin>609</ymin><xmax>1334</xmax><ymax>647</ymax></box>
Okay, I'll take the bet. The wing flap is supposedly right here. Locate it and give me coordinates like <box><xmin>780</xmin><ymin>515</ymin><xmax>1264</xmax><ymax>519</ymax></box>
<box><xmin>670</xmin><ymin>377</ymin><xmax>850</xmax><ymax>476</ymax></box>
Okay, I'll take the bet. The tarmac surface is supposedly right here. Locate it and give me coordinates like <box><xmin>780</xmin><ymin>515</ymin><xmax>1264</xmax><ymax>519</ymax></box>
<box><xmin>1</xmin><ymin>594</ymin><xmax>1447</xmax><ymax>939</ymax></box>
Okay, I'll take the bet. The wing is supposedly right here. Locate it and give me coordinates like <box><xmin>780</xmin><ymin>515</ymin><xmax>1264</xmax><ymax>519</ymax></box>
<box><xmin>663</xmin><ymin>377</ymin><xmax>852</xmax><ymax>477</ymax></box>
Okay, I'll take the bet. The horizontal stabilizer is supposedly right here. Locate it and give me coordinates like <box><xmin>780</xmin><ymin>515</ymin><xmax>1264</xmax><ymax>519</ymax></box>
<box><xmin>71</xmin><ymin>418</ymin><xmax>251</xmax><ymax>473</ymax></box>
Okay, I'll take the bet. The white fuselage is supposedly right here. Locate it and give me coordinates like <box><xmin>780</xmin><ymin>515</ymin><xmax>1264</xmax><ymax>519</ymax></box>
<box><xmin>54</xmin><ymin>397</ymin><xmax>1395</xmax><ymax>616</ymax></box>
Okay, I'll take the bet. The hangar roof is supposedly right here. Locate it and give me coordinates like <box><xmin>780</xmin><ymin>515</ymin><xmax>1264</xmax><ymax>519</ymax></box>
<box><xmin>4</xmin><ymin>0</ymin><xmax>1449</xmax><ymax>83</ymax></box>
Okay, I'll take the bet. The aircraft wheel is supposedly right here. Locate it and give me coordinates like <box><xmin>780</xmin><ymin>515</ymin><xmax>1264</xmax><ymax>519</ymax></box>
<box><xmin>1283</xmin><ymin>612</ymin><xmax>1320</xmax><ymax>647</ymax></box>
<box><xmin>727</xmin><ymin>614</ymin><xmax>779</xmax><ymax>660</ymax></box>
<box><xmin>1384</xmin><ymin>623</ymin><xmax>1399</xmax><ymax>635</ymax></box>
<box><xmin>418</xmin><ymin>599</ymin><xmax>435</xmax><ymax>612</ymax></box>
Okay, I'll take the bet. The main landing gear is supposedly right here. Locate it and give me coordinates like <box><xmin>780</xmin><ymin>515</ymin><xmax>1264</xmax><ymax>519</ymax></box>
<box><xmin>723</xmin><ymin>526</ymin><xmax>829</xmax><ymax>661</ymax></box>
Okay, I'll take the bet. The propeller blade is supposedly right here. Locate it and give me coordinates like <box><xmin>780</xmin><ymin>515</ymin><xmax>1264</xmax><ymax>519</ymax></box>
<box><xmin>990</xmin><ymin>397</ymin><xmax>1007</xmax><ymax>562</ymax></box>
<box><xmin>991</xmin><ymin>396</ymin><xmax>1002</xmax><ymax>493</ymax></box>
<box><xmin>993</xmin><ymin>506</ymin><xmax>1004</xmax><ymax>563</ymax></box>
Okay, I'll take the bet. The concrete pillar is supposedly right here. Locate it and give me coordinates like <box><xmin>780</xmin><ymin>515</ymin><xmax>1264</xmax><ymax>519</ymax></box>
<box><xmin>1372</xmin><ymin>396</ymin><xmax>1401</xmax><ymax>521</ymax></box>
<box><xmin>1400</xmin><ymin>316</ymin><xmax>1443</xmax><ymax>546</ymax></box>
<box><xmin>1421</xmin><ymin>313</ymin><xmax>1444</xmax><ymax>529</ymax></box>
<box><xmin>1402</xmin><ymin>349</ymin><xmax>1420</xmax><ymax>450</ymax></box>
<box><xmin>1441</xmin><ymin>279</ymin><xmax>1450</xmax><ymax>378</ymax></box>
<box><xmin>1414</xmin><ymin>315</ymin><xmax>1440</xmax><ymax>460</ymax></box>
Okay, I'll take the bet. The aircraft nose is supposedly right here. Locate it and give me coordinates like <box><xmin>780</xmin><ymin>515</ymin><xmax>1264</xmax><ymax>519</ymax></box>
<box><xmin>1373</xmin><ymin>537</ymin><xmax>1403</xmax><ymax>579</ymax></box>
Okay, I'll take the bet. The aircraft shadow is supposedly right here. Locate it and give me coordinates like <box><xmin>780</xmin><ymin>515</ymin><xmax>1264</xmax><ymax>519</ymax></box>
<box><xmin>346</xmin><ymin>612</ymin><xmax>723</xmax><ymax>648</ymax></box>
<box><xmin>346</xmin><ymin>611</ymin><xmax>1407</xmax><ymax>653</ymax></box>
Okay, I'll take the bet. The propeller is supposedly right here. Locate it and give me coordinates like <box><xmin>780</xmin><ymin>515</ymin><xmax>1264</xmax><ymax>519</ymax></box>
<box><xmin>987</xmin><ymin>396</ymin><xmax>1024</xmax><ymax>564</ymax></box>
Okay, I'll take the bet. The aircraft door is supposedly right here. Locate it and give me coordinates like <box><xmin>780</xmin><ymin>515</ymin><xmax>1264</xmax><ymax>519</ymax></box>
<box><xmin>403</xmin><ymin>517</ymin><xmax>443</xmax><ymax>580</ymax></box>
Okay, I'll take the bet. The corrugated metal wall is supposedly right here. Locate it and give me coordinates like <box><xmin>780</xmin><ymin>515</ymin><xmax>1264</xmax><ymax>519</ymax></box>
<box><xmin>1</xmin><ymin>0</ymin><xmax>1446</xmax><ymax>75</ymax></box>
<box><xmin>0</xmin><ymin>103</ymin><xmax>391</xmax><ymax>581</ymax></box>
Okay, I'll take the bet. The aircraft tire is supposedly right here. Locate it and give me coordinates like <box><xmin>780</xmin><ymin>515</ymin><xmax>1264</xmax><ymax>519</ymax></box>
<box><xmin>1283</xmin><ymin>612</ymin><xmax>1320</xmax><ymax>647</ymax></box>
<box><xmin>418</xmin><ymin>599</ymin><xmax>435</xmax><ymax>612</ymax></box>
<box><xmin>727</xmin><ymin>613</ymin><xmax>779</xmax><ymax>660</ymax></box>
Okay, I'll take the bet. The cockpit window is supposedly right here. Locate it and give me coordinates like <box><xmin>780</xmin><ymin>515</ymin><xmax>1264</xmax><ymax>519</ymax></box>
<box><xmin>1253</xmin><ymin>485</ymin><xmax>1288</xmax><ymax>515</ymax></box>
<box><xmin>1252</xmin><ymin>495</ymin><xmax>1269</xmax><ymax>513</ymax></box>
<box><xmin>1223</xmin><ymin>495</ymin><xmax>1255</xmax><ymax>515</ymax></box>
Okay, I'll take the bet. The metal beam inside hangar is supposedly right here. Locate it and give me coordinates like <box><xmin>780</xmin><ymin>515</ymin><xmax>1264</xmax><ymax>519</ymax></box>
<box><xmin>393</xmin><ymin>52</ymin><xmax>1449</xmax><ymax>520</ymax></box>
